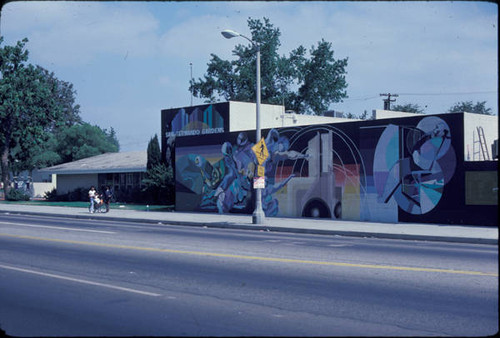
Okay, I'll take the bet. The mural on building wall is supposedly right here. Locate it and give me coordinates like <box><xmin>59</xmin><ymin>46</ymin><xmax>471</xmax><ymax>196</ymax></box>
<box><xmin>174</xmin><ymin>114</ymin><xmax>469</xmax><ymax>224</ymax></box>
<box><xmin>372</xmin><ymin>116</ymin><xmax>456</xmax><ymax>215</ymax></box>
<box><xmin>175</xmin><ymin>124</ymin><xmax>368</xmax><ymax>219</ymax></box>
<box><xmin>161</xmin><ymin>102</ymin><xmax>230</xmax><ymax>164</ymax></box>
<box><xmin>162</xmin><ymin>103</ymin><xmax>228</xmax><ymax>137</ymax></box>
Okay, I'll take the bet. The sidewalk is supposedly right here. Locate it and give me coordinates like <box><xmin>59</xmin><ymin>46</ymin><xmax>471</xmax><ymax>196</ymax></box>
<box><xmin>0</xmin><ymin>203</ymin><xmax>497</xmax><ymax>245</ymax></box>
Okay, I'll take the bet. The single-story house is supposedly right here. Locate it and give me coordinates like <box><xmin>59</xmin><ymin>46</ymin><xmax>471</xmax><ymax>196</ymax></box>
<box><xmin>38</xmin><ymin>151</ymin><xmax>147</xmax><ymax>198</ymax></box>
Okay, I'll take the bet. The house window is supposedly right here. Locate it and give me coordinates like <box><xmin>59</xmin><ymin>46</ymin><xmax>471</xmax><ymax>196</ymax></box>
<box><xmin>126</xmin><ymin>173</ymin><xmax>134</xmax><ymax>185</ymax></box>
<box><xmin>133</xmin><ymin>173</ymin><xmax>141</xmax><ymax>185</ymax></box>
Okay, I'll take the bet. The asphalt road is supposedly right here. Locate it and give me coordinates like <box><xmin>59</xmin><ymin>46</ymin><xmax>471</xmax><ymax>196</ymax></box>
<box><xmin>0</xmin><ymin>213</ymin><xmax>498</xmax><ymax>336</ymax></box>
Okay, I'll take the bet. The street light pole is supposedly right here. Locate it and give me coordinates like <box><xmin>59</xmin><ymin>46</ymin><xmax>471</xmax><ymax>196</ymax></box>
<box><xmin>221</xmin><ymin>29</ymin><xmax>265</xmax><ymax>224</ymax></box>
<box><xmin>253</xmin><ymin>43</ymin><xmax>265</xmax><ymax>224</ymax></box>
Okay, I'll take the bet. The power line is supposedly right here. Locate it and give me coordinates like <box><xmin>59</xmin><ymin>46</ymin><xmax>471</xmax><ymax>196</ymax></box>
<box><xmin>343</xmin><ymin>95</ymin><xmax>380</xmax><ymax>102</ymax></box>
<box><xmin>398</xmin><ymin>91</ymin><xmax>496</xmax><ymax>96</ymax></box>
<box><xmin>342</xmin><ymin>90</ymin><xmax>496</xmax><ymax>103</ymax></box>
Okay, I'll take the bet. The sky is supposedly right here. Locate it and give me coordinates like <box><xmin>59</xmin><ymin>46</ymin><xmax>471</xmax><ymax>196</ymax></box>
<box><xmin>0</xmin><ymin>0</ymin><xmax>497</xmax><ymax>152</ymax></box>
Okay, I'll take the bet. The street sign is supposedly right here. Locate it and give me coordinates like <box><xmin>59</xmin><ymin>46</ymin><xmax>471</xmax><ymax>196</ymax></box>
<box><xmin>252</xmin><ymin>138</ymin><xmax>269</xmax><ymax>165</ymax></box>
<box><xmin>257</xmin><ymin>165</ymin><xmax>265</xmax><ymax>177</ymax></box>
<box><xmin>253</xmin><ymin>176</ymin><xmax>265</xmax><ymax>189</ymax></box>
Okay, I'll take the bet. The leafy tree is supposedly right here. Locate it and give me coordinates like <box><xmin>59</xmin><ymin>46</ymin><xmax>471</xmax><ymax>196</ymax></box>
<box><xmin>50</xmin><ymin>123</ymin><xmax>119</xmax><ymax>164</ymax></box>
<box><xmin>391</xmin><ymin>103</ymin><xmax>425</xmax><ymax>114</ymax></box>
<box><xmin>190</xmin><ymin>17</ymin><xmax>348</xmax><ymax>115</ymax></box>
<box><xmin>142</xmin><ymin>134</ymin><xmax>174</xmax><ymax>205</ymax></box>
<box><xmin>359</xmin><ymin>110</ymin><xmax>369</xmax><ymax>120</ymax></box>
<box><xmin>448</xmin><ymin>101</ymin><xmax>492</xmax><ymax>115</ymax></box>
<box><xmin>1</xmin><ymin>38</ymin><xmax>66</xmax><ymax>195</ymax></box>
<box><xmin>1</xmin><ymin>37</ymin><xmax>121</xmax><ymax>198</ymax></box>
<box><xmin>344</xmin><ymin>111</ymin><xmax>369</xmax><ymax>120</ymax></box>
<box><xmin>36</xmin><ymin>66</ymin><xmax>82</xmax><ymax>128</ymax></box>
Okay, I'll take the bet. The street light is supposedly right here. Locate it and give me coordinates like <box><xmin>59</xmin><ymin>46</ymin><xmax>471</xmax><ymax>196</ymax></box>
<box><xmin>221</xmin><ymin>29</ymin><xmax>265</xmax><ymax>224</ymax></box>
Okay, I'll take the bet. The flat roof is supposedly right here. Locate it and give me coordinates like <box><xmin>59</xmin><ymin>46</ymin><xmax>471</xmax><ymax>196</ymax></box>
<box><xmin>38</xmin><ymin>151</ymin><xmax>147</xmax><ymax>175</ymax></box>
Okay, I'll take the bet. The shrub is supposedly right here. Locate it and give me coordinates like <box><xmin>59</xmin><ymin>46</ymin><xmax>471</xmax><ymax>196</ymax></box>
<box><xmin>44</xmin><ymin>188</ymin><xmax>58</xmax><ymax>201</ymax></box>
<box><xmin>43</xmin><ymin>187</ymin><xmax>87</xmax><ymax>202</ymax></box>
<box><xmin>6</xmin><ymin>189</ymin><xmax>30</xmax><ymax>201</ymax></box>
<box><xmin>68</xmin><ymin>187</ymin><xmax>87</xmax><ymax>202</ymax></box>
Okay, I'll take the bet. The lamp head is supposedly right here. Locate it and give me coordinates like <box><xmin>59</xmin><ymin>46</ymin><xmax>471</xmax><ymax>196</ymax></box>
<box><xmin>221</xmin><ymin>29</ymin><xmax>240</xmax><ymax>39</ymax></box>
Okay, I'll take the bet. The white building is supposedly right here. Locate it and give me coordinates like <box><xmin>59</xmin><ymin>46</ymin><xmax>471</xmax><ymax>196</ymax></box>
<box><xmin>227</xmin><ymin>101</ymin><xmax>355</xmax><ymax>131</ymax></box>
<box><xmin>34</xmin><ymin>102</ymin><xmax>498</xmax><ymax>202</ymax></box>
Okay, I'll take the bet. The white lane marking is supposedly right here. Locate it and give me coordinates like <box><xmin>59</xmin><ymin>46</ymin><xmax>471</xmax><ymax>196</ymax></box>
<box><xmin>0</xmin><ymin>221</ymin><xmax>115</xmax><ymax>234</ymax></box>
<box><xmin>0</xmin><ymin>264</ymin><xmax>161</xmax><ymax>297</ymax></box>
<box><xmin>2</xmin><ymin>213</ymin><xmax>167</xmax><ymax>230</ymax></box>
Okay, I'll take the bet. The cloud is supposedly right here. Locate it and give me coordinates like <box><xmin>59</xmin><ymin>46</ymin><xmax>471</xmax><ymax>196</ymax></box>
<box><xmin>158</xmin><ymin>14</ymin><xmax>245</xmax><ymax>62</ymax></box>
<box><xmin>1</xmin><ymin>1</ymin><xmax>496</xmax><ymax>151</ymax></box>
<box><xmin>2</xmin><ymin>1</ymin><xmax>161</xmax><ymax>66</ymax></box>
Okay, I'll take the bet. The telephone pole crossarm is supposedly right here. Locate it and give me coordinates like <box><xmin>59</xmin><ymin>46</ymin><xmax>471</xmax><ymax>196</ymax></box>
<box><xmin>380</xmin><ymin>93</ymin><xmax>399</xmax><ymax>110</ymax></box>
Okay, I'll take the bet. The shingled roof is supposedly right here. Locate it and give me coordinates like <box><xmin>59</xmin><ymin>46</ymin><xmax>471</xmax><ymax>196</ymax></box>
<box><xmin>38</xmin><ymin>151</ymin><xmax>147</xmax><ymax>174</ymax></box>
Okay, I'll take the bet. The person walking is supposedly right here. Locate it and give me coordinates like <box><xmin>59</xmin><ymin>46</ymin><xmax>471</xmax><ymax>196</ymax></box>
<box><xmin>103</xmin><ymin>186</ymin><xmax>113</xmax><ymax>213</ymax></box>
<box><xmin>88</xmin><ymin>186</ymin><xmax>96</xmax><ymax>213</ymax></box>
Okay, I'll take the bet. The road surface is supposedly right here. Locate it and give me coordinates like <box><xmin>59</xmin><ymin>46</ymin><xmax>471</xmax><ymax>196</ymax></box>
<box><xmin>0</xmin><ymin>213</ymin><xmax>497</xmax><ymax>336</ymax></box>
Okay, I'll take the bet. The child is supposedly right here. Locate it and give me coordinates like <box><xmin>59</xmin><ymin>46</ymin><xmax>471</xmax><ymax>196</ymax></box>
<box><xmin>94</xmin><ymin>194</ymin><xmax>103</xmax><ymax>213</ymax></box>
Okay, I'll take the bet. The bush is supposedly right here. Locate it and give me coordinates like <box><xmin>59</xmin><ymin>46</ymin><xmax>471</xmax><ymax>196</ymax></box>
<box><xmin>67</xmin><ymin>187</ymin><xmax>87</xmax><ymax>202</ymax></box>
<box><xmin>6</xmin><ymin>189</ymin><xmax>30</xmax><ymax>201</ymax></box>
<box><xmin>44</xmin><ymin>188</ymin><xmax>58</xmax><ymax>201</ymax></box>
<box><xmin>43</xmin><ymin>187</ymin><xmax>87</xmax><ymax>202</ymax></box>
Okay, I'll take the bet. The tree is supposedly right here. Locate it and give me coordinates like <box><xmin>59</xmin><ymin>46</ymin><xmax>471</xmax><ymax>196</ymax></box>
<box><xmin>359</xmin><ymin>110</ymin><xmax>369</xmax><ymax>120</ymax></box>
<box><xmin>50</xmin><ymin>123</ymin><xmax>119</xmax><ymax>164</ymax></box>
<box><xmin>1</xmin><ymin>37</ymin><xmax>120</xmax><ymax>190</ymax></box>
<box><xmin>448</xmin><ymin>101</ymin><xmax>492</xmax><ymax>115</ymax></box>
<box><xmin>36</xmin><ymin>66</ymin><xmax>82</xmax><ymax>128</ymax></box>
<box><xmin>190</xmin><ymin>17</ymin><xmax>348</xmax><ymax>115</ymax></box>
<box><xmin>1</xmin><ymin>37</ymin><xmax>68</xmax><ymax>195</ymax></box>
<box><xmin>391</xmin><ymin>103</ymin><xmax>425</xmax><ymax>114</ymax></box>
<box><xmin>146</xmin><ymin>134</ymin><xmax>161</xmax><ymax>170</ymax></box>
<box><xmin>142</xmin><ymin>134</ymin><xmax>174</xmax><ymax>205</ymax></box>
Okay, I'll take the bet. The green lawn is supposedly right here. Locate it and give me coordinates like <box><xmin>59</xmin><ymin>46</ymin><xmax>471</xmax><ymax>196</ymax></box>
<box><xmin>0</xmin><ymin>200</ymin><xmax>174</xmax><ymax>212</ymax></box>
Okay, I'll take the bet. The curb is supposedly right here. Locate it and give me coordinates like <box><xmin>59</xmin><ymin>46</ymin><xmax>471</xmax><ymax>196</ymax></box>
<box><xmin>1</xmin><ymin>209</ymin><xmax>497</xmax><ymax>245</ymax></box>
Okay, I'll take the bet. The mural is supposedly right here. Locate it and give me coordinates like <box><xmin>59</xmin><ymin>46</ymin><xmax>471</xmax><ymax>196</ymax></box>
<box><xmin>175</xmin><ymin>129</ymin><xmax>308</xmax><ymax>216</ymax></box>
<box><xmin>174</xmin><ymin>113</ymin><xmax>495</xmax><ymax>225</ymax></box>
<box><xmin>162</xmin><ymin>104</ymin><xmax>227</xmax><ymax>137</ymax></box>
<box><xmin>175</xmin><ymin>124</ymin><xmax>368</xmax><ymax>219</ymax></box>
<box><xmin>161</xmin><ymin>102</ymin><xmax>230</xmax><ymax>164</ymax></box>
<box><xmin>373</xmin><ymin>116</ymin><xmax>456</xmax><ymax>215</ymax></box>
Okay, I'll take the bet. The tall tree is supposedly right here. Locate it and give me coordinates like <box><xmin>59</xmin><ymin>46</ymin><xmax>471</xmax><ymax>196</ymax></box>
<box><xmin>391</xmin><ymin>103</ymin><xmax>425</xmax><ymax>114</ymax></box>
<box><xmin>448</xmin><ymin>101</ymin><xmax>492</xmax><ymax>115</ymax></box>
<box><xmin>36</xmin><ymin>66</ymin><xmax>83</xmax><ymax>128</ymax></box>
<box><xmin>1</xmin><ymin>37</ymin><xmax>119</xmax><ymax>190</ymax></box>
<box><xmin>142</xmin><ymin>134</ymin><xmax>173</xmax><ymax>205</ymax></box>
<box><xmin>146</xmin><ymin>134</ymin><xmax>161</xmax><ymax>170</ymax></box>
<box><xmin>1</xmin><ymin>38</ymin><xmax>67</xmax><ymax>195</ymax></box>
<box><xmin>190</xmin><ymin>17</ymin><xmax>348</xmax><ymax>115</ymax></box>
<box><xmin>8</xmin><ymin>66</ymin><xmax>87</xmax><ymax>171</ymax></box>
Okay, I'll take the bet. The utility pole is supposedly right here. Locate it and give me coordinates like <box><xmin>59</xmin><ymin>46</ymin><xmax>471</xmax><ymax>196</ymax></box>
<box><xmin>190</xmin><ymin>62</ymin><xmax>193</xmax><ymax>106</ymax></box>
<box><xmin>380</xmin><ymin>93</ymin><xmax>398</xmax><ymax>110</ymax></box>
